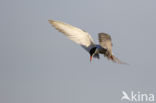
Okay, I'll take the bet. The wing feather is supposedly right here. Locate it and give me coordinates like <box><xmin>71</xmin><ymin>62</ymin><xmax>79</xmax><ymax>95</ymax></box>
<box><xmin>98</xmin><ymin>33</ymin><xmax>112</xmax><ymax>54</ymax></box>
<box><xmin>49</xmin><ymin>20</ymin><xmax>95</xmax><ymax>51</ymax></box>
<box><xmin>111</xmin><ymin>55</ymin><xmax>128</xmax><ymax>64</ymax></box>
<box><xmin>98</xmin><ymin>33</ymin><xmax>127</xmax><ymax>64</ymax></box>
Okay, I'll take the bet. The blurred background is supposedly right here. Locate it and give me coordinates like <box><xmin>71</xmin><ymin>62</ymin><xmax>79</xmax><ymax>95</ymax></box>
<box><xmin>0</xmin><ymin>0</ymin><xmax>156</xmax><ymax>103</ymax></box>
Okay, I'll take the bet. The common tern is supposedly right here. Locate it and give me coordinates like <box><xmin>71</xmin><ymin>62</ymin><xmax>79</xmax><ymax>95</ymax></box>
<box><xmin>49</xmin><ymin>19</ymin><xmax>126</xmax><ymax>64</ymax></box>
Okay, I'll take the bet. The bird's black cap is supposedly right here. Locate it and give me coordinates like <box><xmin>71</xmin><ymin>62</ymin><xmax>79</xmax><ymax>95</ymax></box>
<box><xmin>89</xmin><ymin>47</ymin><xmax>97</xmax><ymax>56</ymax></box>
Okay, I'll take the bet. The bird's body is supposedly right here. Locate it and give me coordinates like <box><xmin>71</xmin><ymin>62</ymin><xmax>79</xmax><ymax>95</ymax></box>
<box><xmin>49</xmin><ymin>19</ymin><xmax>126</xmax><ymax>64</ymax></box>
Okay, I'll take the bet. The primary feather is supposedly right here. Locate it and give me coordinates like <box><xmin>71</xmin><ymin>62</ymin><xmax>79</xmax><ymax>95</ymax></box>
<box><xmin>48</xmin><ymin>20</ymin><xmax>95</xmax><ymax>51</ymax></box>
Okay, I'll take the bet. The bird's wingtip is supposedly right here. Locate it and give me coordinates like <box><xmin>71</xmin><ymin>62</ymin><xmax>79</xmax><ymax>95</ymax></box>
<box><xmin>48</xmin><ymin>19</ymin><xmax>57</xmax><ymax>24</ymax></box>
<box><xmin>48</xmin><ymin>19</ymin><xmax>53</xmax><ymax>22</ymax></box>
<box><xmin>111</xmin><ymin>55</ymin><xmax>129</xmax><ymax>65</ymax></box>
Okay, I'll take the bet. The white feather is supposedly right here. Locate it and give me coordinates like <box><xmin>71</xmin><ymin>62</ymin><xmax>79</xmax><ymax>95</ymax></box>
<box><xmin>48</xmin><ymin>20</ymin><xmax>95</xmax><ymax>51</ymax></box>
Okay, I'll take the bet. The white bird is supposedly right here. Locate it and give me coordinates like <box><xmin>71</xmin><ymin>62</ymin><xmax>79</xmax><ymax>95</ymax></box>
<box><xmin>48</xmin><ymin>19</ymin><xmax>126</xmax><ymax>64</ymax></box>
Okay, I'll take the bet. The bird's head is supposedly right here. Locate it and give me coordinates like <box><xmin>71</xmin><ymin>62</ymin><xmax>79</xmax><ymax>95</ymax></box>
<box><xmin>89</xmin><ymin>47</ymin><xmax>97</xmax><ymax>62</ymax></box>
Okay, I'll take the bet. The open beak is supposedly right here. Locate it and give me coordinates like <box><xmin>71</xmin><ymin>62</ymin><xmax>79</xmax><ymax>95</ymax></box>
<box><xmin>90</xmin><ymin>56</ymin><xmax>92</xmax><ymax>62</ymax></box>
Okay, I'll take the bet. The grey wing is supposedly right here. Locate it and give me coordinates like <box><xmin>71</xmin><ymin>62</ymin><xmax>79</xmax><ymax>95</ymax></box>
<box><xmin>98</xmin><ymin>33</ymin><xmax>112</xmax><ymax>54</ymax></box>
<box><xmin>98</xmin><ymin>33</ymin><xmax>127</xmax><ymax>64</ymax></box>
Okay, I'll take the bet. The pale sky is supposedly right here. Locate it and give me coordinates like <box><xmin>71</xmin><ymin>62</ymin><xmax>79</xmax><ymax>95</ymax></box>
<box><xmin>0</xmin><ymin>0</ymin><xmax>156</xmax><ymax>103</ymax></box>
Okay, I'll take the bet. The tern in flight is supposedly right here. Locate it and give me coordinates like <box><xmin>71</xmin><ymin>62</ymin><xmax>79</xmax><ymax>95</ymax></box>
<box><xmin>49</xmin><ymin>19</ymin><xmax>126</xmax><ymax>64</ymax></box>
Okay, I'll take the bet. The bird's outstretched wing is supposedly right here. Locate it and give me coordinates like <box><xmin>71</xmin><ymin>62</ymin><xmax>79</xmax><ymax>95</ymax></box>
<box><xmin>98</xmin><ymin>33</ymin><xmax>112</xmax><ymax>54</ymax></box>
<box><xmin>98</xmin><ymin>33</ymin><xmax>127</xmax><ymax>64</ymax></box>
<box><xmin>49</xmin><ymin>20</ymin><xmax>95</xmax><ymax>51</ymax></box>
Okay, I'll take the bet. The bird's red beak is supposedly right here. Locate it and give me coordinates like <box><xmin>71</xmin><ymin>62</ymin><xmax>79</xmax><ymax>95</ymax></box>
<box><xmin>90</xmin><ymin>56</ymin><xmax>92</xmax><ymax>62</ymax></box>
